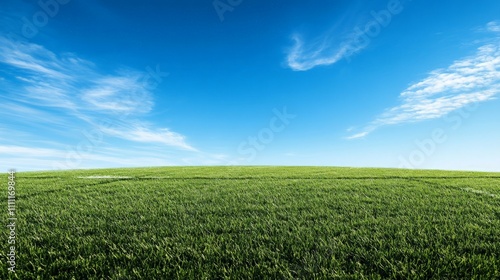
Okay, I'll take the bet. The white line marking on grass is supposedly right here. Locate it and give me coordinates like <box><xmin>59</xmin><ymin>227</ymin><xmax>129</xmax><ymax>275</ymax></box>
<box><xmin>461</xmin><ymin>188</ymin><xmax>497</xmax><ymax>198</ymax></box>
<box><xmin>77</xmin><ymin>176</ymin><xmax>133</xmax><ymax>179</ymax></box>
<box><xmin>76</xmin><ymin>176</ymin><xmax>173</xmax><ymax>179</ymax></box>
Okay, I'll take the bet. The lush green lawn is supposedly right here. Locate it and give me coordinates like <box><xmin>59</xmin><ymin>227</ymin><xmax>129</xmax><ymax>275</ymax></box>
<box><xmin>2</xmin><ymin>166</ymin><xmax>500</xmax><ymax>279</ymax></box>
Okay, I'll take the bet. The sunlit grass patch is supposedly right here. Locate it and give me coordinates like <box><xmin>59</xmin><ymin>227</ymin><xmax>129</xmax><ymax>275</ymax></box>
<box><xmin>2</xmin><ymin>167</ymin><xmax>499</xmax><ymax>279</ymax></box>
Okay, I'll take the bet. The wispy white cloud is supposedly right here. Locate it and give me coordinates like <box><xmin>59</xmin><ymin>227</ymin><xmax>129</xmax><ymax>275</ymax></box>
<box><xmin>487</xmin><ymin>21</ymin><xmax>500</xmax><ymax>33</ymax></box>
<box><xmin>82</xmin><ymin>75</ymin><xmax>153</xmax><ymax>114</ymax></box>
<box><xmin>286</xmin><ymin>2</ymin><xmax>407</xmax><ymax>71</ymax></box>
<box><xmin>0</xmin><ymin>37</ymin><xmax>149</xmax><ymax>114</ymax></box>
<box><xmin>346</xmin><ymin>131</ymin><xmax>370</xmax><ymax>140</ymax></box>
<box><xmin>0</xmin><ymin>101</ymin><xmax>70</xmax><ymax>127</ymax></box>
<box><xmin>0</xmin><ymin>145</ymin><xmax>66</xmax><ymax>157</ymax></box>
<box><xmin>101</xmin><ymin>123</ymin><xmax>197</xmax><ymax>151</ymax></box>
<box><xmin>0</xmin><ymin>37</ymin><xmax>83</xmax><ymax>80</ymax></box>
<box><xmin>287</xmin><ymin>34</ymin><xmax>358</xmax><ymax>71</ymax></box>
<box><xmin>347</xmin><ymin>31</ymin><xmax>500</xmax><ymax>139</ymax></box>
<box><xmin>0</xmin><ymin>36</ymin><xmax>195</xmax><ymax>152</ymax></box>
<box><xmin>0</xmin><ymin>145</ymin><xmax>178</xmax><ymax>171</ymax></box>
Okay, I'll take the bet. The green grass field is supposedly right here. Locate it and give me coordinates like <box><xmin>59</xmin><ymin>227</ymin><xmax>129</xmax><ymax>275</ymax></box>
<box><xmin>2</xmin><ymin>166</ymin><xmax>500</xmax><ymax>279</ymax></box>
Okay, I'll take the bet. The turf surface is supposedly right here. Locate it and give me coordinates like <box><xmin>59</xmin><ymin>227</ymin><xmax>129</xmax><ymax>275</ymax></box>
<box><xmin>2</xmin><ymin>166</ymin><xmax>499</xmax><ymax>279</ymax></box>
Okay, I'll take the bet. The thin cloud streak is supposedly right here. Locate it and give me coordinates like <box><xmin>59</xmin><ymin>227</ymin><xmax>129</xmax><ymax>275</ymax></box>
<box><xmin>0</xmin><ymin>36</ymin><xmax>195</xmax><ymax>151</ymax></box>
<box><xmin>0</xmin><ymin>145</ymin><xmax>177</xmax><ymax>171</ymax></box>
<box><xmin>487</xmin><ymin>21</ymin><xmax>500</xmax><ymax>32</ymax></box>
<box><xmin>287</xmin><ymin>34</ymin><xmax>357</xmax><ymax>71</ymax></box>
<box><xmin>101</xmin><ymin>124</ymin><xmax>198</xmax><ymax>152</ymax></box>
<box><xmin>82</xmin><ymin>75</ymin><xmax>153</xmax><ymax>114</ymax></box>
<box><xmin>347</xmin><ymin>33</ymin><xmax>500</xmax><ymax>139</ymax></box>
<box><xmin>286</xmin><ymin>1</ymin><xmax>407</xmax><ymax>71</ymax></box>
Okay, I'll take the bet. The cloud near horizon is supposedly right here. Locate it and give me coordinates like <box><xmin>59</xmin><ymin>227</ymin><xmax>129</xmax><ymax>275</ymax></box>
<box><xmin>347</xmin><ymin>23</ymin><xmax>500</xmax><ymax>139</ymax></box>
<box><xmin>0</xmin><ymin>36</ymin><xmax>196</xmax><ymax>152</ymax></box>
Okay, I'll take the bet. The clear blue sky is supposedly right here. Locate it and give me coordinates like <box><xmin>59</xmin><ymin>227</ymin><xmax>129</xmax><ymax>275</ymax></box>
<box><xmin>1</xmin><ymin>0</ymin><xmax>499</xmax><ymax>171</ymax></box>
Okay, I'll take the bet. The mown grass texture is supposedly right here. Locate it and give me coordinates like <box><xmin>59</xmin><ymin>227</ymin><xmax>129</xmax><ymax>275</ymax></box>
<box><xmin>1</xmin><ymin>166</ymin><xmax>499</xmax><ymax>279</ymax></box>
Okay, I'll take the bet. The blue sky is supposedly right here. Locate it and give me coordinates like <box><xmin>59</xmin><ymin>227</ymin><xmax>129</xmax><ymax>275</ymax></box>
<box><xmin>1</xmin><ymin>0</ymin><xmax>499</xmax><ymax>171</ymax></box>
